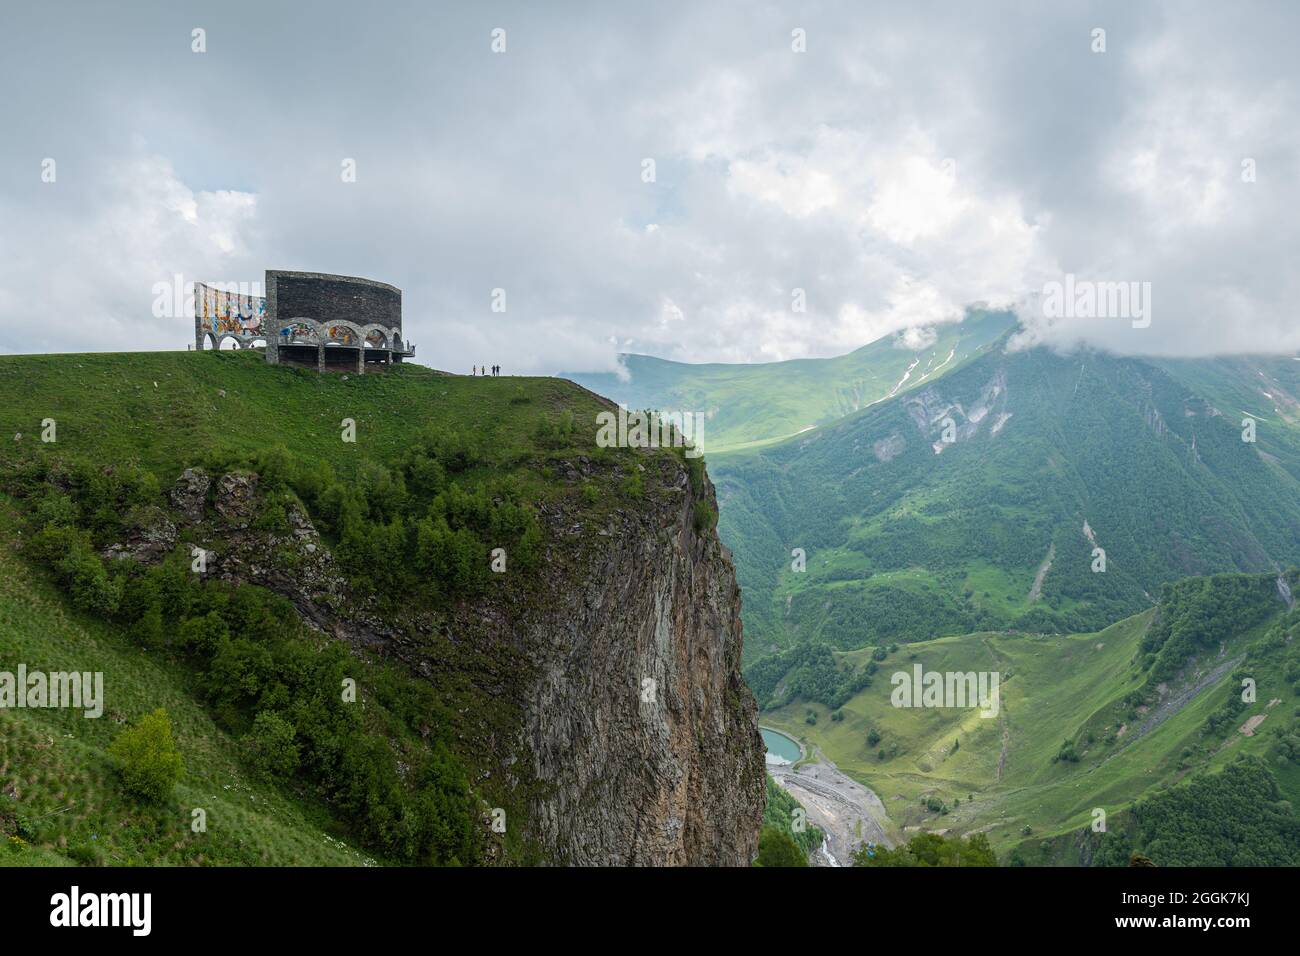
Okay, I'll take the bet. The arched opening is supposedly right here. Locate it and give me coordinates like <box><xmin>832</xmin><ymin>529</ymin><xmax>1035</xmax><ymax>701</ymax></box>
<box><xmin>281</xmin><ymin>322</ymin><xmax>317</xmax><ymax>345</ymax></box>
<box><xmin>325</xmin><ymin>324</ymin><xmax>357</xmax><ymax>346</ymax></box>
<box><xmin>218</xmin><ymin>335</ymin><xmax>240</xmax><ymax>350</ymax></box>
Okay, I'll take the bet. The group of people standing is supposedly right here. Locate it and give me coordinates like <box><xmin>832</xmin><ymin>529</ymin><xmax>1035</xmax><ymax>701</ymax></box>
<box><xmin>473</xmin><ymin>365</ymin><xmax>501</xmax><ymax>376</ymax></box>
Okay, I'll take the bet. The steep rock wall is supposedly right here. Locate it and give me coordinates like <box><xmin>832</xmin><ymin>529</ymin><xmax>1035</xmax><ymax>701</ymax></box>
<box><xmin>525</xmin><ymin>461</ymin><xmax>765</xmax><ymax>865</ymax></box>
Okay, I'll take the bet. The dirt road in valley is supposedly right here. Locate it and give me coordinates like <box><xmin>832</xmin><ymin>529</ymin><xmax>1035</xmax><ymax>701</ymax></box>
<box><xmin>768</xmin><ymin>749</ymin><xmax>893</xmax><ymax>866</ymax></box>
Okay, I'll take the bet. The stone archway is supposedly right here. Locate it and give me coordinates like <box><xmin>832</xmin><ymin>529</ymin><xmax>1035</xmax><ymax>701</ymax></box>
<box><xmin>321</xmin><ymin>320</ymin><xmax>365</xmax><ymax>346</ymax></box>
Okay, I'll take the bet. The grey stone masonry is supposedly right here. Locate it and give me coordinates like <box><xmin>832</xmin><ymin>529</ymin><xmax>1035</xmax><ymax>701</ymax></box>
<box><xmin>259</xmin><ymin>270</ymin><xmax>412</xmax><ymax>372</ymax></box>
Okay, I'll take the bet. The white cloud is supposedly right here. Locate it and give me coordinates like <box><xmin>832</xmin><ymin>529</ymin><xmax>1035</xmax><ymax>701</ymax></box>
<box><xmin>894</xmin><ymin>325</ymin><xmax>938</xmax><ymax>350</ymax></box>
<box><xmin>1</xmin><ymin>1</ymin><xmax>1297</xmax><ymax>367</ymax></box>
<box><xmin>0</xmin><ymin>150</ymin><xmax>258</xmax><ymax>353</ymax></box>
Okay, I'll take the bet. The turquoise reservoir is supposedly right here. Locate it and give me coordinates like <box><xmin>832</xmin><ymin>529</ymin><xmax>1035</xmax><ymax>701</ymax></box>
<box><xmin>761</xmin><ymin>728</ymin><xmax>801</xmax><ymax>764</ymax></box>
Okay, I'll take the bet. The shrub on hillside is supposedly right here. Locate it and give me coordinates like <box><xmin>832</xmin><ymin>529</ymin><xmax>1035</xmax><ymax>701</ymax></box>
<box><xmin>854</xmin><ymin>831</ymin><xmax>996</xmax><ymax>867</ymax></box>
<box><xmin>753</xmin><ymin>825</ymin><xmax>808</xmax><ymax>867</ymax></box>
<box><xmin>534</xmin><ymin>411</ymin><xmax>577</xmax><ymax>448</ymax></box>
<box><xmin>242</xmin><ymin>710</ymin><xmax>300</xmax><ymax>780</ymax></box>
<box><xmin>11</xmin><ymin>452</ymin><xmax>496</xmax><ymax>864</ymax></box>
<box><xmin>109</xmin><ymin>709</ymin><xmax>184</xmax><ymax>802</ymax></box>
<box><xmin>1053</xmin><ymin>739</ymin><xmax>1080</xmax><ymax>764</ymax></box>
<box><xmin>744</xmin><ymin>641</ymin><xmax>873</xmax><ymax>711</ymax></box>
<box><xmin>1092</xmin><ymin>756</ymin><xmax>1300</xmax><ymax>866</ymax></box>
<box><xmin>175</xmin><ymin>610</ymin><xmax>230</xmax><ymax>654</ymax></box>
<box><xmin>1141</xmin><ymin>575</ymin><xmax>1277</xmax><ymax>686</ymax></box>
<box><xmin>34</xmin><ymin>490</ymin><xmax>78</xmax><ymax>528</ymax></box>
<box><xmin>59</xmin><ymin>537</ymin><xmax>122</xmax><ymax>615</ymax></box>
<box><xmin>623</xmin><ymin>470</ymin><xmax>645</xmax><ymax>499</ymax></box>
<box><xmin>684</xmin><ymin>454</ymin><xmax>706</xmax><ymax>496</ymax></box>
<box><xmin>67</xmin><ymin>841</ymin><xmax>104</xmax><ymax>866</ymax></box>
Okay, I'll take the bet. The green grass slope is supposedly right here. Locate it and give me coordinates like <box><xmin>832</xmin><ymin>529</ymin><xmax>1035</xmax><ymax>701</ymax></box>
<box><xmin>563</xmin><ymin>309</ymin><xmax>1015</xmax><ymax>452</ymax></box>
<box><xmin>759</xmin><ymin>572</ymin><xmax>1300</xmax><ymax>864</ymax></box>
<box><xmin>0</xmin><ymin>350</ymin><xmax>600</xmax><ymax>478</ymax></box>
<box><xmin>1153</xmin><ymin>353</ymin><xmax>1300</xmax><ymax>477</ymax></box>
<box><xmin>0</xmin><ymin>501</ymin><xmax>373</xmax><ymax>867</ymax></box>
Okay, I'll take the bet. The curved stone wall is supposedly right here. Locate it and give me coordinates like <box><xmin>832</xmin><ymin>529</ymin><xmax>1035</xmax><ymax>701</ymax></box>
<box><xmin>264</xmin><ymin>271</ymin><xmax>404</xmax><ymax>366</ymax></box>
<box><xmin>194</xmin><ymin>281</ymin><xmax>266</xmax><ymax>350</ymax></box>
<box><xmin>270</xmin><ymin>270</ymin><xmax>400</xmax><ymax>328</ymax></box>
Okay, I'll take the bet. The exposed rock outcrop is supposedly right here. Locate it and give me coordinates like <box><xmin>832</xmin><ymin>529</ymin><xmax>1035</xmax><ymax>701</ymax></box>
<box><xmin>169</xmin><ymin>467</ymin><xmax>211</xmax><ymax>522</ymax></box>
<box><xmin>522</xmin><ymin>459</ymin><xmax>765</xmax><ymax>865</ymax></box>
<box><xmin>213</xmin><ymin>471</ymin><xmax>260</xmax><ymax>528</ymax></box>
<box><xmin>101</xmin><ymin>506</ymin><xmax>177</xmax><ymax>562</ymax></box>
<box><xmin>182</xmin><ymin>478</ymin><xmax>357</xmax><ymax>642</ymax></box>
<box><xmin>158</xmin><ymin>452</ymin><xmax>765</xmax><ymax>866</ymax></box>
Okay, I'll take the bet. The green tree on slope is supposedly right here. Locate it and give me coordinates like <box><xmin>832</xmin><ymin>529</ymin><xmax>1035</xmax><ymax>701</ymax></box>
<box><xmin>109</xmin><ymin>708</ymin><xmax>184</xmax><ymax>802</ymax></box>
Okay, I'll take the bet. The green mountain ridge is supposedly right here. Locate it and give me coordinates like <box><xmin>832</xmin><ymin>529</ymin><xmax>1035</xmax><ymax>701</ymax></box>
<box><xmin>563</xmin><ymin>309</ymin><xmax>1016</xmax><ymax>452</ymax></box>
<box><xmin>713</xmin><ymin>341</ymin><xmax>1300</xmax><ymax>661</ymax></box>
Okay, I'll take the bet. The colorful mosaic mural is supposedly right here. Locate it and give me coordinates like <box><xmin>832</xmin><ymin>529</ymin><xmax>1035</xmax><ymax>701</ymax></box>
<box><xmin>196</xmin><ymin>282</ymin><xmax>266</xmax><ymax>340</ymax></box>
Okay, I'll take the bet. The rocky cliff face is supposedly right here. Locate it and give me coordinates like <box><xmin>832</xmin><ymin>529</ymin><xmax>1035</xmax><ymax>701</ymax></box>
<box><xmin>524</xmin><ymin>458</ymin><xmax>765</xmax><ymax>865</ymax></box>
<box><xmin>122</xmin><ymin>453</ymin><xmax>765</xmax><ymax>866</ymax></box>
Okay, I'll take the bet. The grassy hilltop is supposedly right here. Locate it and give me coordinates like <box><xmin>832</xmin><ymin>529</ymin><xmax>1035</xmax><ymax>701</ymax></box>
<box><xmin>0</xmin><ymin>350</ymin><xmax>602</xmax><ymax>479</ymax></box>
<box><xmin>0</xmin><ymin>350</ymin><xmax>683</xmax><ymax>867</ymax></box>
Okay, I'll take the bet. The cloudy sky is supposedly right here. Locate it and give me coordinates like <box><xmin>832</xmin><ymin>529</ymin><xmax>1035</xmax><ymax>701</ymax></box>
<box><xmin>1</xmin><ymin>1</ymin><xmax>1297</xmax><ymax>372</ymax></box>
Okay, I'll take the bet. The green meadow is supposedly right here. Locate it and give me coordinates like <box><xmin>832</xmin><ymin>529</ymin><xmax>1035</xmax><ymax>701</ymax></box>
<box><xmin>762</xmin><ymin>590</ymin><xmax>1300</xmax><ymax>861</ymax></box>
